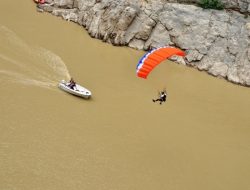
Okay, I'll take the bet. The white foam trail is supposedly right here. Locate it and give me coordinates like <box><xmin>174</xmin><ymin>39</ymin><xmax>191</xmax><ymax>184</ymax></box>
<box><xmin>0</xmin><ymin>70</ymin><xmax>55</xmax><ymax>89</ymax></box>
<box><xmin>35</xmin><ymin>47</ymin><xmax>71</xmax><ymax>81</ymax></box>
<box><xmin>0</xmin><ymin>26</ymin><xmax>71</xmax><ymax>89</ymax></box>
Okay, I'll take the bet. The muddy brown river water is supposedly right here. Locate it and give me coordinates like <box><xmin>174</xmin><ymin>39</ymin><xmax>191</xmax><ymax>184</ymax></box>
<box><xmin>0</xmin><ymin>1</ymin><xmax>250</xmax><ymax>190</ymax></box>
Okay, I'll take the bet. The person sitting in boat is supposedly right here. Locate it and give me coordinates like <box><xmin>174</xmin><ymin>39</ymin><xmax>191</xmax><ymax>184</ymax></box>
<box><xmin>152</xmin><ymin>91</ymin><xmax>167</xmax><ymax>105</ymax></box>
<box><xmin>68</xmin><ymin>78</ymin><xmax>76</xmax><ymax>89</ymax></box>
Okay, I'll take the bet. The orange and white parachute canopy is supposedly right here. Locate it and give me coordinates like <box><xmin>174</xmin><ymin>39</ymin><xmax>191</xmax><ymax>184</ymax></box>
<box><xmin>136</xmin><ymin>46</ymin><xmax>185</xmax><ymax>79</ymax></box>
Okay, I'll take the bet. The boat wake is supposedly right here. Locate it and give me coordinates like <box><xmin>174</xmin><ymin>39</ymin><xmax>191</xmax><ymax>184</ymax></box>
<box><xmin>0</xmin><ymin>26</ymin><xmax>70</xmax><ymax>90</ymax></box>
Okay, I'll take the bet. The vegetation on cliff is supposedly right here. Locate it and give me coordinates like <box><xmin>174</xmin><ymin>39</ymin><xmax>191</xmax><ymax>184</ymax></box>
<box><xmin>199</xmin><ymin>0</ymin><xmax>224</xmax><ymax>10</ymax></box>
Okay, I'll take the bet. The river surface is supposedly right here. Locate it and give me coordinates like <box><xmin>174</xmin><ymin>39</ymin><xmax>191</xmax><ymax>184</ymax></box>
<box><xmin>1</xmin><ymin>1</ymin><xmax>250</xmax><ymax>190</ymax></box>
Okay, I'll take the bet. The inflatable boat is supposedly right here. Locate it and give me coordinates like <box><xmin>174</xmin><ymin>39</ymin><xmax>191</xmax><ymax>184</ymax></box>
<box><xmin>34</xmin><ymin>0</ymin><xmax>45</xmax><ymax>4</ymax></box>
<box><xmin>58</xmin><ymin>80</ymin><xmax>91</xmax><ymax>99</ymax></box>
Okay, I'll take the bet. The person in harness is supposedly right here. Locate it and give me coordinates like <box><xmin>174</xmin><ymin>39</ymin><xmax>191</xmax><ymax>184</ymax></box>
<box><xmin>152</xmin><ymin>90</ymin><xmax>167</xmax><ymax>105</ymax></box>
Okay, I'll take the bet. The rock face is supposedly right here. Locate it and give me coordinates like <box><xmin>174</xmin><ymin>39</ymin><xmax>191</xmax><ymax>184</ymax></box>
<box><xmin>163</xmin><ymin>0</ymin><xmax>250</xmax><ymax>14</ymax></box>
<box><xmin>38</xmin><ymin>0</ymin><xmax>250</xmax><ymax>86</ymax></box>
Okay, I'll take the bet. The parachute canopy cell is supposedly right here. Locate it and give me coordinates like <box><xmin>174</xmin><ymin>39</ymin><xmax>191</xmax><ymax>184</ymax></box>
<box><xmin>136</xmin><ymin>46</ymin><xmax>185</xmax><ymax>79</ymax></box>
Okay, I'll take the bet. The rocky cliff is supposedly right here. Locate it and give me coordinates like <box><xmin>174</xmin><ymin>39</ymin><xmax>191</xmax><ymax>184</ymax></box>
<box><xmin>38</xmin><ymin>0</ymin><xmax>250</xmax><ymax>86</ymax></box>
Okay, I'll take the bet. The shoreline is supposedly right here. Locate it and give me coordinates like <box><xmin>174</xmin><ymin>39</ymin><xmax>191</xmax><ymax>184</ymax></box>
<box><xmin>36</xmin><ymin>0</ymin><xmax>250</xmax><ymax>87</ymax></box>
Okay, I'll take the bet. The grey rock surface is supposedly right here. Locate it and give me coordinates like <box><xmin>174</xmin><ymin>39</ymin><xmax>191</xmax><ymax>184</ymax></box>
<box><xmin>162</xmin><ymin>0</ymin><xmax>250</xmax><ymax>14</ymax></box>
<box><xmin>37</xmin><ymin>0</ymin><xmax>250</xmax><ymax>86</ymax></box>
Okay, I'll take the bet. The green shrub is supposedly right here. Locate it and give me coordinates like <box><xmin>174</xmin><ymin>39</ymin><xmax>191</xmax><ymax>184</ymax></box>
<box><xmin>199</xmin><ymin>0</ymin><xmax>224</xmax><ymax>10</ymax></box>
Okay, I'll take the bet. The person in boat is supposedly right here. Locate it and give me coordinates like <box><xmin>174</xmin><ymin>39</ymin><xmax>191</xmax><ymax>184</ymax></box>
<box><xmin>152</xmin><ymin>90</ymin><xmax>167</xmax><ymax>105</ymax></box>
<box><xmin>68</xmin><ymin>78</ymin><xmax>76</xmax><ymax>89</ymax></box>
